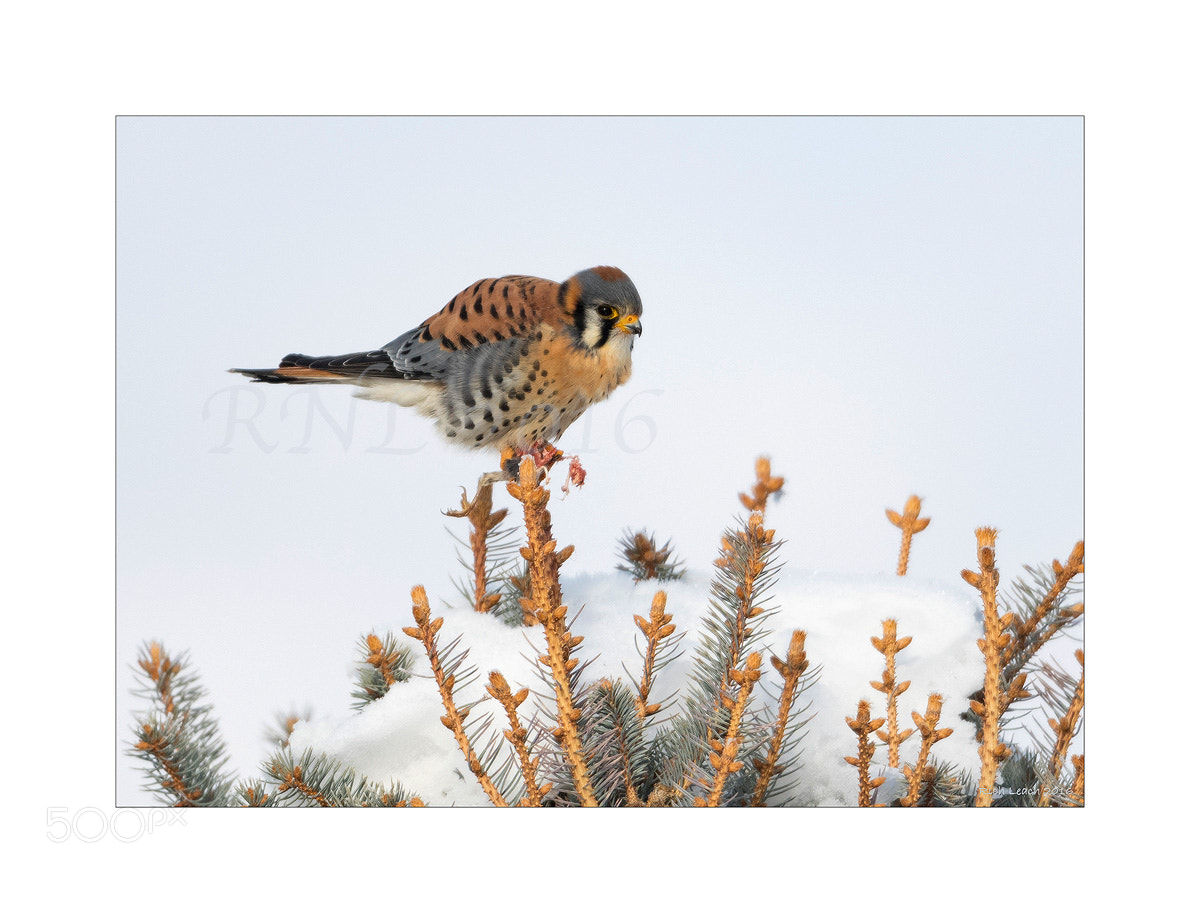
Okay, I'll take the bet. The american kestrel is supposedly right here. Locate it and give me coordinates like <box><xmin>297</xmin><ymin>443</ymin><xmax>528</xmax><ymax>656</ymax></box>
<box><xmin>230</xmin><ymin>266</ymin><xmax>643</xmax><ymax>474</ymax></box>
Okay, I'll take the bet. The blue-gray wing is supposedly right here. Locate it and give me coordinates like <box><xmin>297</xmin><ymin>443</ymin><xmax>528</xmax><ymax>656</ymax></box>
<box><xmin>383</xmin><ymin>273</ymin><xmax>561</xmax><ymax>380</ymax></box>
<box><xmin>231</xmin><ymin>273</ymin><xmax>562</xmax><ymax>385</ymax></box>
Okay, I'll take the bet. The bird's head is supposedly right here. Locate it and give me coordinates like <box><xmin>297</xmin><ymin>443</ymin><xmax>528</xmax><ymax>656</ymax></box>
<box><xmin>560</xmin><ymin>266</ymin><xmax>643</xmax><ymax>350</ymax></box>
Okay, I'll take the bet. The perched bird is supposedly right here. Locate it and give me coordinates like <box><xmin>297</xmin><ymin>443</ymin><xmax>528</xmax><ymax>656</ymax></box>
<box><xmin>230</xmin><ymin>266</ymin><xmax>643</xmax><ymax>476</ymax></box>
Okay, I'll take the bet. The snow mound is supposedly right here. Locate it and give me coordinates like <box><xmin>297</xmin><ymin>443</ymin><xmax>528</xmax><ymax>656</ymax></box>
<box><xmin>288</xmin><ymin>570</ymin><xmax>984</xmax><ymax>806</ymax></box>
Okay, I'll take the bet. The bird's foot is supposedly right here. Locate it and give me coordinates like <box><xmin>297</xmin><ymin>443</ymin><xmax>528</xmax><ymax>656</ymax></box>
<box><xmin>496</xmin><ymin>441</ymin><xmax>565</xmax><ymax>483</ymax></box>
<box><xmin>477</xmin><ymin>469</ymin><xmax>509</xmax><ymax>489</ymax></box>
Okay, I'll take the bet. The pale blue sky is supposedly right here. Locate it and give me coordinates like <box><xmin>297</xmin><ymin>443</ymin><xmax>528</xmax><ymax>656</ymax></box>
<box><xmin>116</xmin><ymin>116</ymin><xmax>1081</xmax><ymax>802</ymax></box>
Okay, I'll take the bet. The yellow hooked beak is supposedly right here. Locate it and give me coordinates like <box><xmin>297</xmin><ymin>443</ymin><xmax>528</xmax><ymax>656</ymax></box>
<box><xmin>616</xmin><ymin>314</ymin><xmax>643</xmax><ymax>336</ymax></box>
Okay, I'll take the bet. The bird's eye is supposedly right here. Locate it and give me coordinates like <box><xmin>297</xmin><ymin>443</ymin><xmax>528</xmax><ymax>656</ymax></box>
<box><xmin>597</xmin><ymin>305</ymin><xmax>619</xmax><ymax>320</ymax></box>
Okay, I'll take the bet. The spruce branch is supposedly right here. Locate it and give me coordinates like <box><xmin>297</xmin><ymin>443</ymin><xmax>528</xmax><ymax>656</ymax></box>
<box><xmin>870</xmin><ymin>619</ymin><xmax>914</xmax><ymax>767</ymax></box>
<box><xmin>986</xmin><ymin>750</ymin><xmax>1050</xmax><ymax>807</ymax></box>
<box><xmin>403</xmin><ymin>585</ymin><xmax>508</xmax><ymax>806</ymax></box>
<box><xmin>129</xmin><ymin>642</ymin><xmax>236</xmax><ymax>807</ymax></box>
<box><xmin>581</xmin><ymin>678</ymin><xmax>653</xmax><ymax>805</ymax></box>
<box><xmin>1003</xmin><ymin>541</ymin><xmax>1084</xmax><ymax>672</ymax></box>
<box><xmin>506</xmin><ymin>455</ymin><xmax>596</xmax><ymax>805</ymax></box>
<box><xmin>485</xmin><ymin>671</ymin><xmax>548</xmax><ymax>806</ymax></box>
<box><xmin>660</xmin><ymin>459</ymin><xmax>791</xmax><ymax>804</ymax></box>
<box><xmin>236</xmin><ymin>780</ymin><xmax>278</xmax><ymax>807</ymax></box>
<box><xmin>999</xmin><ymin>547</ymin><xmax>1085</xmax><ymax>687</ymax></box>
<box><xmin>265</xmin><ymin>709</ymin><xmax>312</xmax><ymax>749</ymax></box>
<box><xmin>750</xmin><ymin>630</ymin><xmax>811</xmax><ymax>806</ymax></box>
<box><xmin>962</xmin><ymin>527</ymin><xmax>1014</xmax><ymax>806</ymax></box>
<box><xmin>132</xmin><ymin>723</ymin><xmax>208</xmax><ymax>807</ymax></box>
<box><xmin>445</xmin><ymin>481</ymin><xmax>517</xmax><ymax>614</ymax></box>
<box><xmin>997</xmin><ymin>669</ymin><xmax>1033</xmax><ymax>717</ymax></box>
<box><xmin>269</xmin><ymin>751</ymin><xmax>338</xmax><ymax>806</ymax></box>
<box><xmin>376</xmin><ymin>790</ymin><xmax>427</xmax><ymax>807</ymax></box>
<box><xmin>617</xmin><ymin>529</ymin><xmax>686</xmax><ymax>583</ymax></box>
<box><xmin>698</xmin><ymin>652</ymin><xmax>763</xmax><ymax>806</ymax></box>
<box><xmin>630</xmin><ymin>589</ymin><xmax>683</xmax><ymax>722</ymax></box>
<box><xmin>612</xmin><ymin>702</ymin><xmax>647</xmax><ymax>805</ymax></box>
<box><xmin>900</xmin><ymin>694</ymin><xmax>954</xmax><ymax>806</ymax></box>
<box><xmin>960</xmin><ymin>546</ymin><xmax>1083</xmax><ymax>741</ymax></box>
<box><xmin>845</xmin><ymin>700</ymin><xmax>886</xmax><ymax>807</ymax></box>
<box><xmin>666</xmin><ymin>510</ymin><xmax>780</xmax><ymax>799</ymax></box>
<box><xmin>1035</xmin><ymin>650</ymin><xmax>1085</xmax><ymax>807</ymax></box>
<box><xmin>507</xmin><ymin>457</ymin><xmax>573</xmax><ymax>625</ymax></box>
<box><xmin>916</xmin><ymin>757</ymin><xmax>973</xmax><ymax>807</ymax></box>
<box><xmin>263</xmin><ymin>747</ymin><xmax>425</xmax><ymax>806</ymax></box>
<box><xmin>138</xmin><ymin>641</ymin><xmax>180</xmax><ymax>715</ymax></box>
<box><xmin>739</xmin><ymin>456</ymin><xmax>785</xmax><ymax>514</ymax></box>
<box><xmin>886</xmin><ymin>495</ymin><xmax>930</xmax><ymax>576</ymax></box>
<box><xmin>709</xmin><ymin>511</ymin><xmax>777</xmax><ymax>737</ymax></box>
<box><xmin>1069</xmin><ymin>755</ymin><xmax>1085</xmax><ymax>806</ymax></box>
<box><xmin>352</xmin><ymin>632</ymin><xmax>415</xmax><ymax>709</ymax></box>
<box><xmin>493</xmin><ymin>561</ymin><xmax>531</xmax><ymax>627</ymax></box>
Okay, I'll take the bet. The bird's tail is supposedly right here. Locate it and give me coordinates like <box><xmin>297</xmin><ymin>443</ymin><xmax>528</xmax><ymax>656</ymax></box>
<box><xmin>229</xmin><ymin>351</ymin><xmax>397</xmax><ymax>384</ymax></box>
